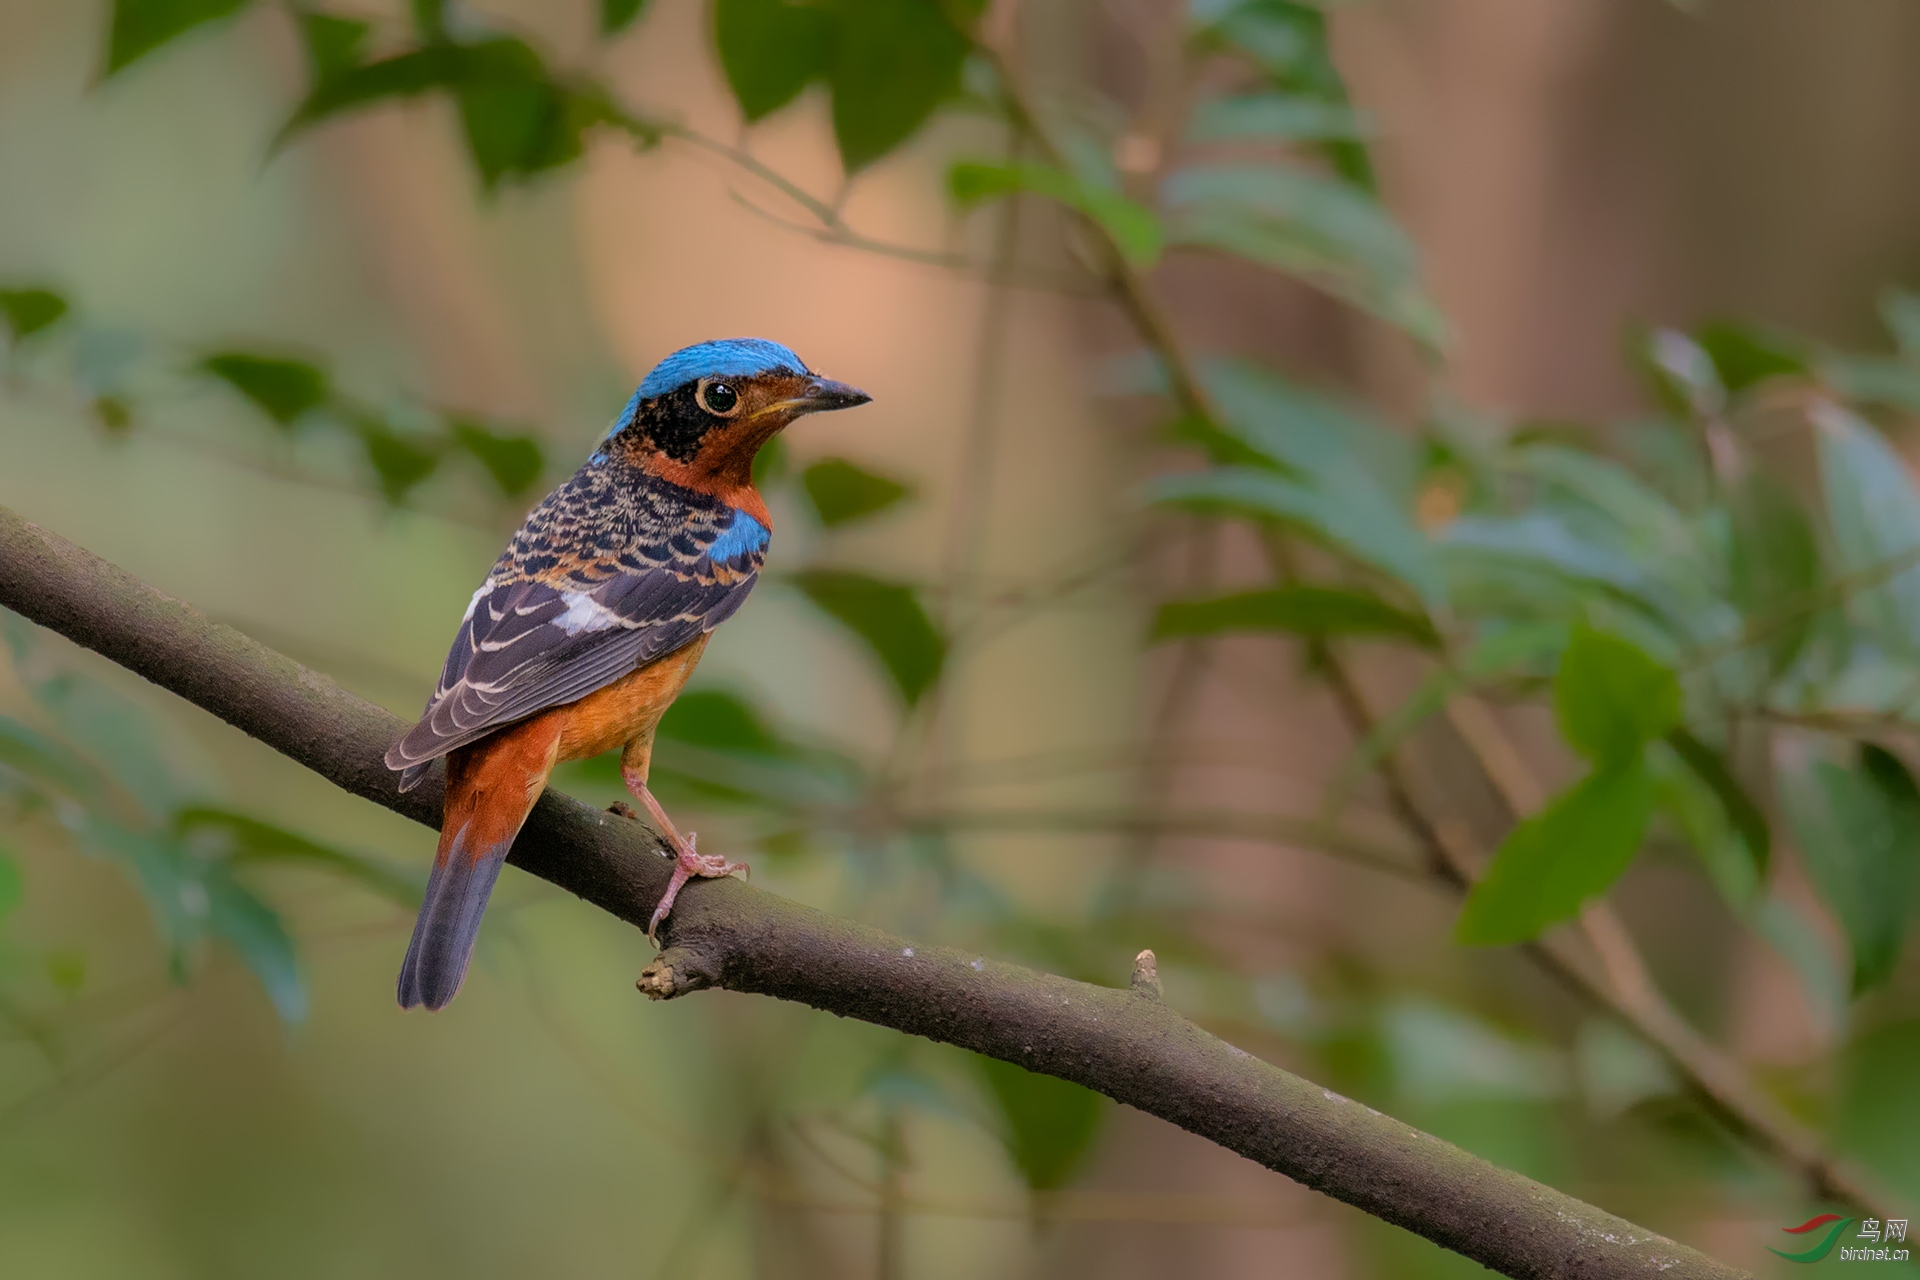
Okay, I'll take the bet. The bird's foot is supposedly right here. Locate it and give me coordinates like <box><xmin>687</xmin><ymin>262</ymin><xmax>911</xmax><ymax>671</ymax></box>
<box><xmin>646</xmin><ymin>836</ymin><xmax>749</xmax><ymax>944</ymax></box>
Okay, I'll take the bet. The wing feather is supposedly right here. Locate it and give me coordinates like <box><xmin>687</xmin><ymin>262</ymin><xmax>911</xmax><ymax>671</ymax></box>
<box><xmin>386</xmin><ymin>556</ymin><xmax>759</xmax><ymax>780</ymax></box>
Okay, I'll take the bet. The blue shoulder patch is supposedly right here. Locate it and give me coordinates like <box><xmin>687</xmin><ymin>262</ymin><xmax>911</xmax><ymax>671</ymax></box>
<box><xmin>639</xmin><ymin>338</ymin><xmax>808</xmax><ymax>398</ymax></box>
<box><xmin>707</xmin><ymin>508</ymin><xmax>770</xmax><ymax>562</ymax></box>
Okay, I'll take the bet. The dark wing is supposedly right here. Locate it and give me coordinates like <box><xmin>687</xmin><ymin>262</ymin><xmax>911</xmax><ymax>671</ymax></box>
<box><xmin>385</xmin><ymin>560</ymin><xmax>758</xmax><ymax>788</ymax></box>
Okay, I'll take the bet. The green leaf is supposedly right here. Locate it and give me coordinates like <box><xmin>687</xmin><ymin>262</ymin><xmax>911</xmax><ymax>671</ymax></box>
<box><xmin>1151</xmin><ymin>585</ymin><xmax>1436</xmax><ymax>646</ymax></box>
<box><xmin>175</xmin><ymin>806</ymin><xmax>424</xmax><ymax>907</ymax></box>
<box><xmin>295</xmin><ymin>10</ymin><xmax>369</xmax><ymax>78</ymax></box>
<box><xmin>977</xmin><ymin>1056</ymin><xmax>1105</xmax><ymax>1193</ymax></box>
<box><xmin>279</xmin><ymin>38</ymin><xmax>612</xmax><ymax>187</ymax></box>
<box><xmin>0</xmin><ymin>848</ymin><xmax>22</xmax><ymax>921</ymax></box>
<box><xmin>1822</xmin><ymin>354</ymin><xmax>1920</xmax><ymax>414</ymax></box>
<box><xmin>1503</xmin><ymin>445</ymin><xmax>1726</xmax><ymax>638</ymax></box>
<box><xmin>1324</xmin><ymin>621</ymin><xmax>1567</xmax><ymax>820</ymax></box>
<box><xmin>1198</xmin><ymin>0</ymin><xmax>1347</xmax><ymax>106</ymax></box>
<box><xmin>1633</xmin><ymin>328</ymin><xmax>1722</xmax><ymax>418</ymax></box>
<box><xmin>1186</xmin><ymin>93</ymin><xmax>1370</xmax><ymax>144</ymax></box>
<box><xmin>93</xmin><ymin>396</ymin><xmax>132</xmax><ymax>433</ymax></box>
<box><xmin>0</xmin><ymin>288</ymin><xmax>70</xmax><ymax>341</ymax></box>
<box><xmin>1437</xmin><ymin>513</ymin><xmax>1683</xmax><ymax>637</ymax></box>
<box><xmin>1725</xmin><ymin>466</ymin><xmax>1820</xmax><ymax>678</ymax></box>
<box><xmin>1840</xmin><ymin>1019</ymin><xmax>1920</xmax><ymax>1202</ymax></box>
<box><xmin>1692</xmin><ymin>320</ymin><xmax>1809</xmax><ymax>395</ymax></box>
<box><xmin>93</xmin><ymin>824</ymin><xmax>207</xmax><ymax>975</ymax></box>
<box><xmin>1782</xmin><ymin>744</ymin><xmax>1920</xmax><ymax>994</ymax></box>
<box><xmin>1190</xmin><ymin>0</ymin><xmax>1359</xmax><ymax>192</ymax></box>
<box><xmin>1162</xmin><ymin>163</ymin><xmax>1441</xmax><ymax>348</ymax></box>
<box><xmin>352</xmin><ymin>417</ymin><xmax>443</xmax><ymax>503</ymax></box>
<box><xmin>1514</xmin><ymin>444</ymin><xmax>1702</xmax><ymax>555</ymax></box>
<box><xmin>1</xmin><ymin>606</ymin><xmax>34</xmax><ymax>663</ymax></box>
<box><xmin>1456</xmin><ymin>758</ymin><xmax>1656</xmax><ymax>946</ymax></box>
<box><xmin>104</xmin><ymin>0</ymin><xmax>251</xmax><ymax>76</ymax></box>
<box><xmin>603</xmin><ymin>0</ymin><xmax>649</xmax><ymax>34</ymax></box>
<box><xmin>199</xmin><ymin>352</ymin><xmax>328</xmax><ymax>426</ymax></box>
<box><xmin>1152</xmin><ymin>468</ymin><xmax>1444</xmax><ymax>608</ymax></box>
<box><xmin>280</xmin><ymin>44</ymin><xmax>471</xmax><ymax>139</ymax></box>
<box><xmin>1881</xmin><ymin>287</ymin><xmax>1920</xmax><ymax>359</ymax></box>
<box><xmin>409</xmin><ymin>0</ymin><xmax>446</xmax><ymax>39</ymax></box>
<box><xmin>204</xmin><ymin>863</ymin><xmax>305</xmax><ymax>1022</ymax></box>
<box><xmin>46</xmin><ymin>949</ymin><xmax>86</xmax><ymax>995</ymax></box>
<box><xmin>455</xmin><ymin>44</ymin><xmax>596</xmax><ymax>189</ymax></box>
<box><xmin>470</xmin><ymin>53</ymin><xmax>606</xmax><ymax>189</ymax></box>
<box><xmin>791</xmin><ymin>570</ymin><xmax>946</xmax><ymax>704</ymax></box>
<box><xmin>1815</xmin><ymin>400</ymin><xmax>1920</xmax><ymax>658</ymax></box>
<box><xmin>1203</xmin><ymin>360</ymin><xmax>1419</xmax><ymax>499</ymax></box>
<box><xmin>30</xmin><ymin>671</ymin><xmax>192</xmax><ymax>816</ymax></box>
<box><xmin>1664</xmin><ymin>728</ymin><xmax>1769</xmax><ymax>877</ymax></box>
<box><xmin>828</xmin><ymin>0</ymin><xmax>972</xmax><ymax>172</ymax></box>
<box><xmin>714</xmin><ymin>0</ymin><xmax>837</xmax><ymax>122</ymax></box>
<box><xmin>656</xmin><ymin>689</ymin><xmax>783</xmax><ymax>754</ymax></box>
<box><xmin>1553</xmin><ymin>625</ymin><xmax>1681</xmax><ymax>762</ymax></box>
<box><xmin>451</xmin><ymin>420</ymin><xmax>545</xmax><ymax>496</ymax></box>
<box><xmin>0</xmin><ymin>715</ymin><xmax>107</xmax><ymax>803</ymax></box>
<box><xmin>87</xmin><ymin>814</ymin><xmax>308</xmax><ymax>1022</ymax></box>
<box><xmin>950</xmin><ymin>160</ymin><xmax>1162</xmax><ymax>267</ymax></box>
<box><xmin>751</xmin><ymin>439</ymin><xmax>792</xmax><ymax>493</ymax></box>
<box><xmin>1650</xmin><ymin>743</ymin><xmax>1762</xmax><ymax>907</ymax></box>
<box><xmin>799</xmin><ymin>457</ymin><xmax>911</xmax><ymax>527</ymax></box>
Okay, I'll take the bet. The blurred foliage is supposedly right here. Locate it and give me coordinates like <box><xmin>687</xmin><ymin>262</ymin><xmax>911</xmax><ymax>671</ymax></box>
<box><xmin>798</xmin><ymin>456</ymin><xmax>912</xmax><ymax>528</ymax></box>
<box><xmin>2</xmin><ymin>292</ymin><xmax>552</xmax><ymax>507</ymax></box>
<box><xmin>950</xmin><ymin>160</ymin><xmax>1163</xmax><ymax>268</ymax></box>
<box><xmin>0</xmin><ymin>610</ymin><xmax>417</xmax><ymax>1026</ymax></box>
<box><xmin>975</xmin><ymin>1057</ymin><xmax>1105</xmax><ymax>1194</ymax></box>
<box><xmin>9</xmin><ymin>0</ymin><xmax>1920</xmax><ymax>1273</ymax></box>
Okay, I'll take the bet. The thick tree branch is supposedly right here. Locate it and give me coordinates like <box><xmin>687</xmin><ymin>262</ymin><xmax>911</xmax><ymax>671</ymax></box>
<box><xmin>0</xmin><ymin>504</ymin><xmax>1747</xmax><ymax>1280</ymax></box>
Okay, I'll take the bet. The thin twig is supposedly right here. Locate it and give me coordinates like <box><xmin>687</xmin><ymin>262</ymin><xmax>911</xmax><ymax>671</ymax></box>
<box><xmin>654</xmin><ymin>122</ymin><xmax>1094</xmax><ymax>294</ymax></box>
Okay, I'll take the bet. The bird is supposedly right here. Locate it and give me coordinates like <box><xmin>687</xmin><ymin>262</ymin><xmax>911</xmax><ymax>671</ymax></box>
<box><xmin>384</xmin><ymin>337</ymin><xmax>871</xmax><ymax>1011</ymax></box>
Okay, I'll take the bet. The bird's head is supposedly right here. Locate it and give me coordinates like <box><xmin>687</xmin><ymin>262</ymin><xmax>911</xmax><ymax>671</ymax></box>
<box><xmin>604</xmin><ymin>338</ymin><xmax>870</xmax><ymax>493</ymax></box>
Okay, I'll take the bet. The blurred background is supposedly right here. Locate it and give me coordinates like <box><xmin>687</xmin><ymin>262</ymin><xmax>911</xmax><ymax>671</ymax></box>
<box><xmin>4</xmin><ymin>0</ymin><xmax>1920</xmax><ymax>1275</ymax></box>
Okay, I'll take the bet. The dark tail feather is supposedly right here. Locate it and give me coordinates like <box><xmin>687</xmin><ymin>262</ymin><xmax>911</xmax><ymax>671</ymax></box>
<box><xmin>397</xmin><ymin>827</ymin><xmax>510</xmax><ymax>1011</ymax></box>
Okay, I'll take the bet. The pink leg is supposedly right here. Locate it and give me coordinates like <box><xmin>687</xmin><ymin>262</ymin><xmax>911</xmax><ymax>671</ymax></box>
<box><xmin>621</xmin><ymin>762</ymin><xmax>748</xmax><ymax>943</ymax></box>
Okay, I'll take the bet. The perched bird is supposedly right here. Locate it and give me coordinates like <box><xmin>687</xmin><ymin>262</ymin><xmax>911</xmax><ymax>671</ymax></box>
<box><xmin>385</xmin><ymin>338</ymin><xmax>870</xmax><ymax>1011</ymax></box>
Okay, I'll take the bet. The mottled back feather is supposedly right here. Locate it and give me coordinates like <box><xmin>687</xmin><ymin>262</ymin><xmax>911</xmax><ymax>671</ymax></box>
<box><xmin>386</xmin><ymin>445</ymin><xmax>769</xmax><ymax>787</ymax></box>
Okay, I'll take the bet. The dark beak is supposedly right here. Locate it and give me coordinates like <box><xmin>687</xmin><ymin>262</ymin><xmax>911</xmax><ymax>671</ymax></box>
<box><xmin>799</xmin><ymin>378</ymin><xmax>872</xmax><ymax>413</ymax></box>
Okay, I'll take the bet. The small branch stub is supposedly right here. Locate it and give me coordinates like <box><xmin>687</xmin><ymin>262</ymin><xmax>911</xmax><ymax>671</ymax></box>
<box><xmin>637</xmin><ymin>957</ymin><xmax>679</xmax><ymax>1000</ymax></box>
<box><xmin>1131</xmin><ymin>948</ymin><xmax>1162</xmax><ymax>1000</ymax></box>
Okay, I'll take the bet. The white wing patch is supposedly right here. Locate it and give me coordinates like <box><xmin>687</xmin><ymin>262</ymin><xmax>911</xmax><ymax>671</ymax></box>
<box><xmin>555</xmin><ymin>591</ymin><xmax>626</xmax><ymax>636</ymax></box>
<box><xmin>461</xmin><ymin>582</ymin><xmax>493</xmax><ymax>623</ymax></box>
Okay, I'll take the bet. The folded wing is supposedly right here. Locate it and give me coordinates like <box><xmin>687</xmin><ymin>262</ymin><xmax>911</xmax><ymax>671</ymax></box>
<box><xmin>386</xmin><ymin>542</ymin><xmax>761</xmax><ymax>789</ymax></box>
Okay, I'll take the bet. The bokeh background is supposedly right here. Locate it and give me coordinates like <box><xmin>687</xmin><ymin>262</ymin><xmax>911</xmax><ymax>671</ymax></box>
<box><xmin>5</xmin><ymin>0</ymin><xmax>1920</xmax><ymax>1275</ymax></box>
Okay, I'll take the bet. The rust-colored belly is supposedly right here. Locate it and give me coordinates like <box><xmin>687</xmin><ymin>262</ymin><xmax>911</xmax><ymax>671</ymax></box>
<box><xmin>548</xmin><ymin>633</ymin><xmax>711</xmax><ymax>764</ymax></box>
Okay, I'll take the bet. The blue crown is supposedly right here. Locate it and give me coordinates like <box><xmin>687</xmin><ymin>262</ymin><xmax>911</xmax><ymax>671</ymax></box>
<box><xmin>639</xmin><ymin>337</ymin><xmax>808</xmax><ymax>397</ymax></box>
<box><xmin>604</xmin><ymin>338</ymin><xmax>810</xmax><ymax>440</ymax></box>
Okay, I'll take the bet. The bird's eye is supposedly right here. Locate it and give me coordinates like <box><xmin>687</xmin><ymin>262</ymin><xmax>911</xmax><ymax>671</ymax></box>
<box><xmin>698</xmin><ymin>381</ymin><xmax>740</xmax><ymax>416</ymax></box>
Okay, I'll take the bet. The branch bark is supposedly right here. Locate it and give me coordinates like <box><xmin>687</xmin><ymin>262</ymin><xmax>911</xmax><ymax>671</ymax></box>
<box><xmin>0</xmin><ymin>504</ymin><xmax>1749</xmax><ymax>1279</ymax></box>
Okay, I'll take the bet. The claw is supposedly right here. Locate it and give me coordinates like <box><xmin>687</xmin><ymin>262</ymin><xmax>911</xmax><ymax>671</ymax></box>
<box><xmin>645</xmin><ymin>843</ymin><xmax>751</xmax><ymax>945</ymax></box>
<box><xmin>622</xmin><ymin>775</ymin><xmax>746</xmax><ymax>944</ymax></box>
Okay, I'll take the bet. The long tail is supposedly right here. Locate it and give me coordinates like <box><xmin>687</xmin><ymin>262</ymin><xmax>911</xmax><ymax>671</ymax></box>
<box><xmin>398</xmin><ymin>717</ymin><xmax>561</xmax><ymax>1010</ymax></box>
